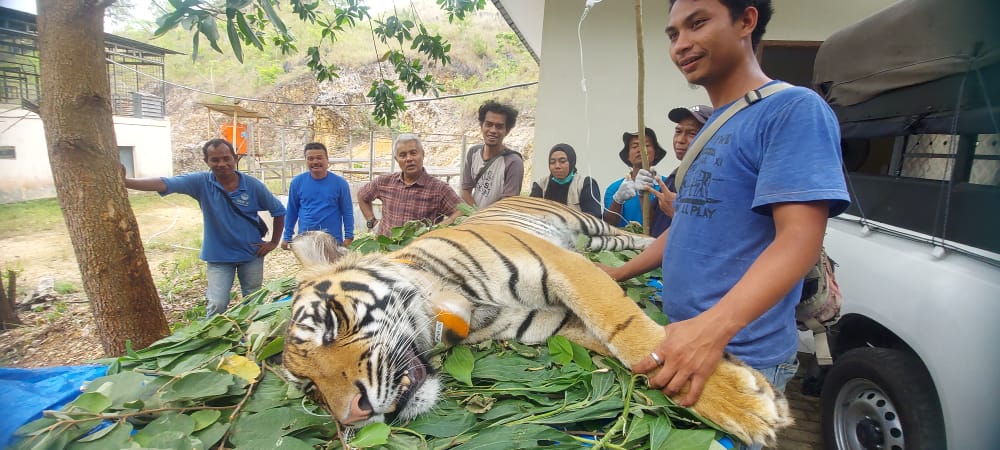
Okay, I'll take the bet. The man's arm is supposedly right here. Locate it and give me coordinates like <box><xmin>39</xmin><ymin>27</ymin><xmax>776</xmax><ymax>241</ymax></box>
<box><xmin>280</xmin><ymin>182</ymin><xmax>299</xmax><ymax>250</ymax></box>
<box><xmin>635</xmin><ymin>201</ymin><xmax>829</xmax><ymax>406</ymax></box>
<box><xmin>339</xmin><ymin>179</ymin><xmax>354</xmax><ymax>241</ymax></box>
<box><xmin>256</xmin><ymin>215</ymin><xmax>284</xmax><ymax>257</ymax></box>
<box><xmin>461</xmin><ymin>189</ymin><xmax>477</xmax><ymax>207</ymax></box>
<box><xmin>124</xmin><ymin>177</ymin><xmax>167</xmax><ymax>193</ymax></box>
<box><xmin>460</xmin><ymin>149</ymin><xmax>477</xmax><ymax>206</ymax></box>
<box><xmin>599</xmin><ymin>229</ymin><xmax>667</xmax><ymax>281</ymax></box>
<box><xmin>499</xmin><ymin>156</ymin><xmax>524</xmax><ymax>198</ymax></box>
<box><xmin>357</xmin><ymin>180</ymin><xmax>378</xmax><ymax>232</ymax></box>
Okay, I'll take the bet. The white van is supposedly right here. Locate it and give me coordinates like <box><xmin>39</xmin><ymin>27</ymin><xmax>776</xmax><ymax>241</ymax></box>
<box><xmin>809</xmin><ymin>0</ymin><xmax>1000</xmax><ymax>448</ymax></box>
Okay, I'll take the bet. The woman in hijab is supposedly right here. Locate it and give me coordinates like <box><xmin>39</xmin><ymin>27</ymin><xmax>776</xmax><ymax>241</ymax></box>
<box><xmin>530</xmin><ymin>143</ymin><xmax>602</xmax><ymax>218</ymax></box>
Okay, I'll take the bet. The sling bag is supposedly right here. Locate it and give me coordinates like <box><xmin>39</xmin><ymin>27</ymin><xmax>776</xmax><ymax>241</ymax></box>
<box><xmin>221</xmin><ymin>189</ymin><xmax>269</xmax><ymax>238</ymax></box>
<box><xmin>673</xmin><ymin>82</ymin><xmax>843</xmax><ymax>365</ymax></box>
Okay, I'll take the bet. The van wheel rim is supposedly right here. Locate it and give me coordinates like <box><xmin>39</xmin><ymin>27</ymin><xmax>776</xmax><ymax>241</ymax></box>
<box><xmin>833</xmin><ymin>378</ymin><xmax>905</xmax><ymax>450</ymax></box>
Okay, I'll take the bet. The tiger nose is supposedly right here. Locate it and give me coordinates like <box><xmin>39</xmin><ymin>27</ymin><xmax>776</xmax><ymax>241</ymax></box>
<box><xmin>343</xmin><ymin>393</ymin><xmax>373</xmax><ymax>424</ymax></box>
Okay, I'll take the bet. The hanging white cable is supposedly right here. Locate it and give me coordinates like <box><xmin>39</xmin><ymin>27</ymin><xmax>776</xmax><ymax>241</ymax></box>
<box><xmin>578</xmin><ymin>0</ymin><xmax>603</xmax><ymax>150</ymax></box>
<box><xmin>104</xmin><ymin>58</ymin><xmax>536</xmax><ymax>108</ymax></box>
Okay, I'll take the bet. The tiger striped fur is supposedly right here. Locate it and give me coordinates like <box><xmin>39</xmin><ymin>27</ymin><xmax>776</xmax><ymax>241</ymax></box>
<box><xmin>282</xmin><ymin>197</ymin><xmax>793</xmax><ymax>447</ymax></box>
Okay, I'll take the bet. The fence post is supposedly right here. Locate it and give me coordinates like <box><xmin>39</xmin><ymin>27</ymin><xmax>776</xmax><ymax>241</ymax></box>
<box><xmin>280</xmin><ymin>128</ymin><xmax>288</xmax><ymax>194</ymax></box>
<box><xmin>368</xmin><ymin>130</ymin><xmax>375</xmax><ymax>180</ymax></box>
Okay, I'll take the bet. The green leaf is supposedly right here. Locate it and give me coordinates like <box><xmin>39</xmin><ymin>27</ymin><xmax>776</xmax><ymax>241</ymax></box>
<box><xmin>256</xmin><ymin>336</ymin><xmax>284</xmax><ymax>361</ymax></box>
<box><xmin>235</xmin><ymin>11</ymin><xmax>264</xmax><ymax>50</ymax></box>
<box><xmin>547</xmin><ymin>335</ymin><xmax>574</xmax><ymax>365</ymax></box>
<box><xmin>258</xmin><ymin>0</ymin><xmax>287</xmax><ymax>34</ymax></box>
<box><xmin>405</xmin><ymin>400</ymin><xmax>476</xmax><ymax>437</ymax></box>
<box><xmin>229</xmin><ymin>407</ymin><xmax>330</xmax><ymax>446</ymax></box>
<box><xmin>452</xmin><ymin>424</ymin><xmax>571</xmax><ymax>450</ymax></box>
<box><xmin>239</xmin><ymin>435</ymin><xmax>315</xmax><ymax>450</ymax></box>
<box><xmin>143</xmin><ymin>430</ymin><xmax>197</xmax><ymax>450</ymax></box>
<box><xmin>72</xmin><ymin>422</ymin><xmax>117</xmax><ymax>443</ymax></box>
<box><xmin>191</xmin><ymin>409</ymin><xmax>222</xmax><ymax>431</ymax></box>
<box><xmin>663</xmin><ymin>428</ymin><xmax>716</xmax><ymax>450</ymax></box>
<box><xmin>133</xmin><ymin>412</ymin><xmax>196</xmax><ymax>446</ymax></box>
<box><xmin>193</xmin><ymin>421</ymin><xmax>230</xmax><ymax>449</ymax></box>
<box><xmin>349</xmin><ymin>422</ymin><xmax>390</xmax><ymax>448</ymax></box>
<box><xmin>66</xmin><ymin>392</ymin><xmax>111</xmax><ymax>413</ymax></box>
<box><xmin>67</xmin><ymin>422</ymin><xmax>132</xmax><ymax>450</ymax></box>
<box><xmin>198</xmin><ymin>15</ymin><xmax>224</xmax><ymax>54</ymax></box>
<box><xmin>160</xmin><ymin>371</ymin><xmax>236</xmax><ymax>402</ymax></box>
<box><xmin>226</xmin><ymin>10</ymin><xmax>243</xmax><ymax>64</ymax></box>
<box><xmin>571</xmin><ymin>340</ymin><xmax>594</xmax><ymax>370</ymax></box>
<box><xmin>443</xmin><ymin>345</ymin><xmax>474</xmax><ymax>386</ymax></box>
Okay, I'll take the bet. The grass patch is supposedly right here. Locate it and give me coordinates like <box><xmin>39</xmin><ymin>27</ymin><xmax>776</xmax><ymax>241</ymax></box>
<box><xmin>0</xmin><ymin>193</ymin><xmax>201</xmax><ymax>240</ymax></box>
<box><xmin>0</xmin><ymin>197</ymin><xmax>67</xmax><ymax>237</ymax></box>
<box><xmin>53</xmin><ymin>280</ymin><xmax>80</xmax><ymax>295</ymax></box>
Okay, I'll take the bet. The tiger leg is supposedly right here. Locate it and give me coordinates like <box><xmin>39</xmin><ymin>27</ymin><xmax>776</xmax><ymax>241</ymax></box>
<box><xmin>545</xmin><ymin>251</ymin><xmax>792</xmax><ymax>447</ymax></box>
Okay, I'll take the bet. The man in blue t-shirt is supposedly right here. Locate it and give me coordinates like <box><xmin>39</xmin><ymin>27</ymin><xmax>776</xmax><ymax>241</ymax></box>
<box><xmin>280</xmin><ymin>142</ymin><xmax>354</xmax><ymax>248</ymax></box>
<box><xmin>604</xmin><ymin>0</ymin><xmax>850</xmax><ymax>419</ymax></box>
<box><xmin>125</xmin><ymin>138</ymin><xmax>286</xmax><ymax>317</ymax></box>
<box><xmin>602</xmin><ymin>127</ymin><xmax>670</xmax><ymax>236</ymax></box>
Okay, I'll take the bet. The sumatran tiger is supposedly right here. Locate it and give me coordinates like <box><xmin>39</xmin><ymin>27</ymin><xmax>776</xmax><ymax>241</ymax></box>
<box><xmin>282</xmin><ymin>196</ymin><xmax>793</xmax><ymax>446</ymax></box>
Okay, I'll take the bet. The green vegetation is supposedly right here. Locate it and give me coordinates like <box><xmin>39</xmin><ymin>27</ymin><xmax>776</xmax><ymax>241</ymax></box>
<box><xmin>0</xmin><ymin>194</ymin><xmax>200</xmax><ymax>239</ymax></box>
<box><xmin>53</xmin><ymin>280</ymin><xmax>79</xmax><ymax>295</ymax></box>
<box><xmin>11</xmin><ymin>240</ymin><xmax>720</xmax><ymax>449</ymax></box>
<box><xmin>114</xmin><ymin>0</ymin><xmax>537</xmax><ymax>124</ymax></box>
<box><xmin>0</xmin><ymin>197</ymin><xmax>67</xmax><ymax>237</ymax></box>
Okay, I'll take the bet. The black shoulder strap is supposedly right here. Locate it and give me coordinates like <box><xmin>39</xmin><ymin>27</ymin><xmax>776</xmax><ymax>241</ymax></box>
<box><xmin>220</xmin><ymin>186</ymin><xmax>261</xmax><ymax>228</ymax></box>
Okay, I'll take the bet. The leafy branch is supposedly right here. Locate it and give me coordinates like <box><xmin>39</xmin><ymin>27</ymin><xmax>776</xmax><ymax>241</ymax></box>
<box><xmin>12</xmin><ymin>223</ymin><xmax>729</xmax><ymax>449</ymax></box>
<box><xmin>153</xmin><ymin>0</ymin><xmax>486</xmax><ymax>126</ymax></box>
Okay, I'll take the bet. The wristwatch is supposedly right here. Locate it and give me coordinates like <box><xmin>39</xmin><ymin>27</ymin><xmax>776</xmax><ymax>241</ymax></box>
<box><xmin>366</xmin><ymin>217</ymin><xmax>379</xmax><ymax>230</ymax></box>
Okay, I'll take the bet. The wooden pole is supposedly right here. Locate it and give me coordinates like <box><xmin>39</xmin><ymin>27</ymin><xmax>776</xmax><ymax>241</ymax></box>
<box><xmin>635</xmin><ymin>0</ymin><xmax>650</xmax><ymax>234</ymax></box>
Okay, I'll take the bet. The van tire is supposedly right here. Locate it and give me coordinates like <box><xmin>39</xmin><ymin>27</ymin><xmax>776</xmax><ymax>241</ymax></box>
<box><xmin>821</xmin><ymin>347</ymin><xmax>945</xmax><ymax>449</ymax></box>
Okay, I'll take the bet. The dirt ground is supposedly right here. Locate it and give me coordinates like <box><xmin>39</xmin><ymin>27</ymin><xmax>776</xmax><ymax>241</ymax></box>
<box><xmin>0</xmin><ymin>198</ymin><xmax>299</xmax><ymax>368</ymax></box>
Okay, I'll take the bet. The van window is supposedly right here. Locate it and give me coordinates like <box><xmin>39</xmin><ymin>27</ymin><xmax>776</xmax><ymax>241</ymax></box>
<box><xmin>900</xmin><ymin>134</ymin><xmax>957</xmax><ymax>181</ymax></box>
<box><xmin>972</xmin><ymin>134</ymin><xmax>1000</xmax><ymax>186</ymax></box>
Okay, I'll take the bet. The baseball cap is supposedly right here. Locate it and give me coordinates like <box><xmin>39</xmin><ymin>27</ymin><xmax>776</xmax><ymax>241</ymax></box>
<box><xmin>668</xmin><ymin>105</ymin><xmax>715</xmax><ymax>124</ymax></box>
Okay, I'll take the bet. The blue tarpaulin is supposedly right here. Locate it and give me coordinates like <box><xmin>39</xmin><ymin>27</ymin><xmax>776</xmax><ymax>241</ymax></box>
<box><xmin>0</xmin><ymin>365</ymin><xmax>107</xmax><ymax>448</ymax></box>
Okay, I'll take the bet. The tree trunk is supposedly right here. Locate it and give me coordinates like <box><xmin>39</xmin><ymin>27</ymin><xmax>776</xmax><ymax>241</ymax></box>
<box><xmin>37</xmin><ymin>0</ymin><xmax>170</xmax><ymax>355</ymax></box>
<box><xmin>0</xmin><ymin>270</ymin><xmax>22</xmax><ymax>329</ymax></box>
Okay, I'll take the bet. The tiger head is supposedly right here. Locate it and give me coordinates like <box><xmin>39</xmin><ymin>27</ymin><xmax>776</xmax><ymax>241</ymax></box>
<box><xmin>282</xmin><ymin>231</ymin><xmax>443</xmax><ymax>426</ymax></box>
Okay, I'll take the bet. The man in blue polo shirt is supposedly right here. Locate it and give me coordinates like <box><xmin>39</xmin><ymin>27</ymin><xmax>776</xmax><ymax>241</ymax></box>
<box><xmin>125</xmin><ymin>138</ymin><xmax>286</xmax><ymax>317</ymax></box>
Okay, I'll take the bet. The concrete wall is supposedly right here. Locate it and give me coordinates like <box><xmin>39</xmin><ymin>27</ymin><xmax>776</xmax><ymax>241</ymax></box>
<box><xmin>532</xmin><ymin>0</ymin><xmax>897</xmax><ymax>191</ymax></box>
<box><xmin>0</xmin><ymin>110</ymin><xmax>173</xmax><ymax>203</ymax></box>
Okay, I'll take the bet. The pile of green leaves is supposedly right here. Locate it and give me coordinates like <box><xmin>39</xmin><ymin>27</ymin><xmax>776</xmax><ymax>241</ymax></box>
<box><xmin>12</xmin><ymin>221</ymin><xmax>734</xmax><ymax>450</ymax></box>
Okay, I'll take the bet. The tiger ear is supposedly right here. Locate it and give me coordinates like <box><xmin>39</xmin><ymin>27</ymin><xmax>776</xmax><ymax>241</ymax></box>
<box><xmin>291</xmin><ymin>231</ymin><xmax>344</xmax><ymax>267</ymax></box>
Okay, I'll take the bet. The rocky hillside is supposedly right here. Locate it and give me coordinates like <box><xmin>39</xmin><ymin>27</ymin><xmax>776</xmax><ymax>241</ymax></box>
<box><xmin>160</xmin><ymin>7</ymin><xmax>538</xmax><ymax>188</ymax></box>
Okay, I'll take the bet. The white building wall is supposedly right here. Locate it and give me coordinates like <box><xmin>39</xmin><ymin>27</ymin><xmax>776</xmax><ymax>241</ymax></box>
<box><xmin>0</xmin><ymin>110</ymin><xmax>172</xmax><ymax>203</ymax></box>
<box><xmin>533</xmin><ymin>0</ymin><xmax>897</xmax><ymax>190</ymax></box>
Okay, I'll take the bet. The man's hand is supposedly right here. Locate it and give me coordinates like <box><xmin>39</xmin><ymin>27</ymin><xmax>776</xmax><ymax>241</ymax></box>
<box><xmin>612</xmin><ymin>179</ymin><xmax>637</xmax><ymax>204</ymax></box>
<box><xmin>632</xmin><ymin>313</ymin><xmax>734</xmax><ymax>406</ymax></box>
<box><xmin>650</xmin><ymin>177</ymin><xmax>677</xmax><ymax>217</ymax></box>
<box><xmin>595</xmin><ymin>262</ymin><xmax>623</xmax><ymax>281</ymax></box>
<box><xmin>280</xmin><ymin>241</ymin><xmax>291</xmax><ymax>251</ymax></box>
<box><xmin>634</xmin><ymin>169</ymin><xmax>656</xmax><ymax>192</ymax></box>
<box><xmin>254</xmin><ymin>240</ymin><xmax>279</xmax><ymax>257</ymax></box>
<box><xmin>343</xmin><ymin>238</ymin><xmax>353</xmax><ymax>247</ymax></box>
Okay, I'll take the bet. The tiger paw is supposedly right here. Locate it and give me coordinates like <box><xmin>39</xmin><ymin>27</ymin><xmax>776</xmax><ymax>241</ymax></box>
<box><xmin>689</xmin><ymin>357</ymin><xmax>794</xmax><ymax>447</ymax></box>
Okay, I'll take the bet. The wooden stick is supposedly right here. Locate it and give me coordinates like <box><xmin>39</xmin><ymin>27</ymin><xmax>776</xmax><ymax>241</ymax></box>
<box><xmin>635</xmin><ymin>0</ymin><xmax>650</xmax><ymax>235</ymax></box>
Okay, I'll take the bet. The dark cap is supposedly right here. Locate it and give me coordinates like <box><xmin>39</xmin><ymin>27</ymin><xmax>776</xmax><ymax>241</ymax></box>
<box><xmin>619</xmin><ymin>127</ymin><xmax>667</xmax><ymax>166</ymax></box>
<box><xmin>668</xmin><ymin>105</ymin><xmax>715</xmax><ymax>124</ymax></box>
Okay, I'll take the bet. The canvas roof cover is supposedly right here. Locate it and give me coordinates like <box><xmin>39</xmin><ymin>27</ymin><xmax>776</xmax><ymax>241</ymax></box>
<box><xmin>813</xmin><ymin>0</ymin><xmax>1000</xmax><ymax>107</ymax></box>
